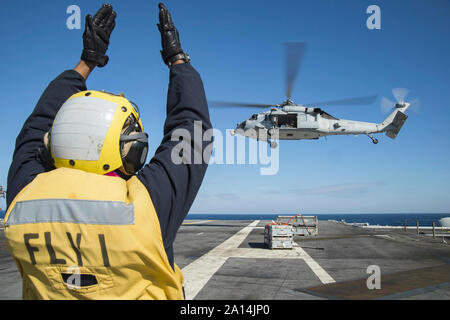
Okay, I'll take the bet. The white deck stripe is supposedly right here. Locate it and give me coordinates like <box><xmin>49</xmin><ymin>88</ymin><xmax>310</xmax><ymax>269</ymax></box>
<box><xmin>182</xmin><ymin>220</ymin><xmax>260</xmax><ymax>300</ymax></box>
<box><xmin>293</xmin><ymin>245</ymin><xmax>335</xmax><ymax>284</ymax></box>
<box><xmin>182</xmin><ymin>220</ymin><xmax>214</xmax><ymax>225</ymax></box>
<box><xmin>181</xmin><ymin>220</ymin><xmax>334</xmax><ymax>299</ymax></box>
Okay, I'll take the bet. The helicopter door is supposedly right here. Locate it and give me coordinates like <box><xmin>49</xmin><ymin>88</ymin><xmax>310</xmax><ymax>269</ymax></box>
<box><xmin>297</xmin><ymin>114</ymin><xmax>319</xmax><ymax>129</ymax></box>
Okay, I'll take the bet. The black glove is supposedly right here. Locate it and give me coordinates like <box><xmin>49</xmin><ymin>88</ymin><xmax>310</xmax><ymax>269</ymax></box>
<box><xmin>81</xmin><ymin>4</ymin><xmax>116</xmax><ymax>68</ymax></box>
<box><xmin>157</xmin><ymin>3</ymin><xmax>189</xmax><ymax>67</ymax></box>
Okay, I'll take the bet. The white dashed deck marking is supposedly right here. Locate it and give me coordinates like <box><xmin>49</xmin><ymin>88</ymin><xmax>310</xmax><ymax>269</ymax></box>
<box><xmin>182</xmin><ymin>220</ymin><xmax>335</xmax><ymax>300</ymax></box>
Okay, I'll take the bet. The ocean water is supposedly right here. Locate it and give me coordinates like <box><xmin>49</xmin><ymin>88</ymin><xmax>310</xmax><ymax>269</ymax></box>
<box><xmin>186</xmin><ymin>213</ymin><xmax>450</xmax><ymax>227</ymax></box>
<box><xmin>1</xmin><ymin>210</ymin><xmax>448</xmax><ymax>227</ymax></box>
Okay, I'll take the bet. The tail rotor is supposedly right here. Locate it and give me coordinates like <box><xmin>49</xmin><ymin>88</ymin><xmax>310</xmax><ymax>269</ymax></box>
<box><xmin>381</xmin><ymin>88</ymin><xmax>419</xmax><ymax>114</ymax></box>
<box><xmin>392</xmin><ymin>88</ymin><xmax>409</xmax><ymax>103</ymax></box>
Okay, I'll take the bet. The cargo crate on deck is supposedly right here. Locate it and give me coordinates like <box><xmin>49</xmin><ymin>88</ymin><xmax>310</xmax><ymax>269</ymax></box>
<box><xmin>265</xmin><ymin>236</ymin><xmax>293</xmax><ymax>249</ymax></box>
<box><xmin>277</xmin><ymin>215</ymin><xmax>318</xmax><ymax>236</ymax></box>
<box><xmin>264</xmin><ymin>223</ymin><xmax>293</xmax><ymax>249</ymax></box>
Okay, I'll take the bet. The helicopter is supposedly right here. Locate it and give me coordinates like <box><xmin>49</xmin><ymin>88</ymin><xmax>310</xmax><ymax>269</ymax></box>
<box><xmin>210</xmin><ymin>43</ymin><xmax>414</xmax><ymax>148</ymax></box>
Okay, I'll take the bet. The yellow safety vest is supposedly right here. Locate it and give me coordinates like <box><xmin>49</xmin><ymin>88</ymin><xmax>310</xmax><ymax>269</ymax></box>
<box><xmin>4</xmin><ymin>167</ymin><xmax>184</xmax><ymax>300</ymax></box>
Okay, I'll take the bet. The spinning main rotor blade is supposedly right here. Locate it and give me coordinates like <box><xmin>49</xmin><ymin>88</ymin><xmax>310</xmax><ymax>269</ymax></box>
<box><xmin>285</xmin><ymin>42</ymin><xmax>307</xmax><ymax>100</ymax></box>
<box><xmin>208</xmin><ymin>101</ymin><xmax>275</xmax><ymax>109</ymax></box>
<box><xmin>304</xmin><ymin>95</ymin><xmax>378</xmax><ymax>107</ymax></box>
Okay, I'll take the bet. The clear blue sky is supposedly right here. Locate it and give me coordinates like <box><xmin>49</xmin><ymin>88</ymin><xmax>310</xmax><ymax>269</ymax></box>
<box><xmin>0</xmin><ymin>0</ymin><xmax>449</xmax><ymax>214</ymax></box>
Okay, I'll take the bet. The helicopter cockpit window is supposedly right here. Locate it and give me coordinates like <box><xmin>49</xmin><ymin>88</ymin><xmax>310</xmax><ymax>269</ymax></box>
<box><xmin>250</xmin><ymin>114</ymin><xmax>258</xmax><ymax>120</ymax></box>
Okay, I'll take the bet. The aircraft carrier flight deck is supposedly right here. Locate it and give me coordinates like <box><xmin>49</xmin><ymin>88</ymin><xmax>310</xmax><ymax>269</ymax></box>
<box><xmin>1</xmin><ymin>219</ymin><xmax>449</xmax><ymax>300</ymax></box>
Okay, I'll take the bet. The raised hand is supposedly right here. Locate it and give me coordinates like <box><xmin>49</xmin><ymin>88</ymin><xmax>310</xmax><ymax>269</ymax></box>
<box><xmin>157</xmin><ymin>3</ymin><xmax>189</xmax><ymax>67</ymax></box>
<box><xmin>81</xmin><ymin>3</ymin><xmax>117</xmax><ymax>67</ymax></box>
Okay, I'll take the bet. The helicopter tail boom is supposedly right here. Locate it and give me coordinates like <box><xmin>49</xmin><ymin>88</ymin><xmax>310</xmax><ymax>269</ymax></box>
<box><xmin>379</xmin><ymin>104</ymin><xmax>409</xmax><ymax>139</ymax></box>
<box><xmin>385</xmin><ymin>111</ymin><xmax>408</xmax><ymax>139</ymax></box>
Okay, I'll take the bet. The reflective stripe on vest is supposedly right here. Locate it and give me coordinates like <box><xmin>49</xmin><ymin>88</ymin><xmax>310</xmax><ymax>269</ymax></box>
<box><xmin>6</xmin><ymin>199</ymin><xmax>134</xmax><ymax>226</ymax></box>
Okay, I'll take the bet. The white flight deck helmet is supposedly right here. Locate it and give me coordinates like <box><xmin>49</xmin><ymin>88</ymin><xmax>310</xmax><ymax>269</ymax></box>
<box><xmin>47</xmin><ymin>90</ymin><xmax>149</xmax><ymax>175</ymax></box>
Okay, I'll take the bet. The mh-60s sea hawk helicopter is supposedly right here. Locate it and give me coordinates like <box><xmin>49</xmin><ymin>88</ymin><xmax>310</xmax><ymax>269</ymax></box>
<box><xmin>210</xmin><ymin>43</ymin><xmax>415</xmax><ymax>148</ymax></box>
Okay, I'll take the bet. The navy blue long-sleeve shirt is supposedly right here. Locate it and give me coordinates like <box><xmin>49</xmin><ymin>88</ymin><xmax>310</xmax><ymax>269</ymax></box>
<box><xmin>6</xmin><ymin>63</ymin><xmax>211</xmax><ymax>268</ymax></box>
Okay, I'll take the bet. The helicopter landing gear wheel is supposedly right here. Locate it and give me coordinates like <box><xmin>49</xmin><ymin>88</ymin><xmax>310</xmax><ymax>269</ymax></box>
<box><xmin>269</xmin><ymin>141</ymin><xmax>278</xmax><ymax>149</ymax></box>
<box><xmin>367</xmin><ymin>134</ymin><xmax>378</xmax><ymax>144</ymax></box>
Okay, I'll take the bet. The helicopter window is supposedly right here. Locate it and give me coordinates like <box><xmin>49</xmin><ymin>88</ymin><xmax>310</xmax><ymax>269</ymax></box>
<box><xmin>273</xmin><ymin>114</ymin><xmax>297</xmax><ymax>128</ymax></box>
<box><xmin>251</xmin><ymin>114</ymin><xmax>258</xmax><ymax>120</ymax></box>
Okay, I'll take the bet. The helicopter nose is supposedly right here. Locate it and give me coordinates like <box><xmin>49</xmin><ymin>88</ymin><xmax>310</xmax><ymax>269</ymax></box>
<box><xmin>237</xmin><ymin>121</ymin><xmax>246</xmax><ymax>129</ymax></box>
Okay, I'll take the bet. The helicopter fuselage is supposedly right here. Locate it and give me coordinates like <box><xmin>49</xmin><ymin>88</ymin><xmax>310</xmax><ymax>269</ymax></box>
<box><xmin>231</xmin><ymin>104</ymin><xmax>409</xmax><ymax>144</ymax></box>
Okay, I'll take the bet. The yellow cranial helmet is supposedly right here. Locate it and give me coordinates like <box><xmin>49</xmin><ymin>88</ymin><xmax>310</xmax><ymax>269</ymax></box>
<box><xmin>49</xmin><ymin>90</ymin><xmax>149</xmax><ymax>175</ymax></box>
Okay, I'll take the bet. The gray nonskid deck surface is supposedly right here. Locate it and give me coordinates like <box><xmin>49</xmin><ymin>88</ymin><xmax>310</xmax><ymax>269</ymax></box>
<box><xmin>0</xmin><ymin>220</ymin><xmax>449</xmax><ymax>300</ymax></box>
<box><xmin>175</xmin><ymin>220</ymin><xmax>450</xmax><ymax>300</ymax></box>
